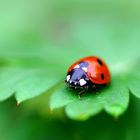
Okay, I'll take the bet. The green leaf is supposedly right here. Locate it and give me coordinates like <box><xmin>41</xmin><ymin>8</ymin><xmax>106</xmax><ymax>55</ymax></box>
<box><xmin>0</xmin><ymin>68</ymin><xmax>61</xmax><ymax>103</ymax></box>
<box><xmin>128</xmin><ymin>72</ymin><xmax>140</xmax><ymax>98</ymax></box>
<box><xmin>65</xmin><ymin>94</ymin><xmax>103</xmax><ymax>120</ymax></box>
<box><xmin>129</xmin><ymin>79</ymin><xmax>140</xmax><ymax>98</ymax></box>
<box><xmin>50</xmin><ymin>84</ymin><xmax>77</xmax><ymax>110</ymax></box>
<box><xmin>15</xmin><ymin>69</ymin><xmax>62</xmax><ymax>103</ymax></box>
<box><xmin>51</xmin><ymin>78</ymin><xmax>129</xmax><ymax>120</ymax></box>
<box><xmin>102</xmin><ymin>79</ymin><xmax>129</xmax><ymax>117</ymax></box>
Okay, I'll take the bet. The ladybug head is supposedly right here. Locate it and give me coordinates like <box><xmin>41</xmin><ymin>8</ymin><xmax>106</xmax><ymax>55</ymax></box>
<box><xmin>66</xmin><ymin>69</ymin><xmax>89</xmax><ymax>87</ymax></box>
<box><xmin>65</xmin><ymin>68</ymin><xmax>90</xmax><ymax>88</ymax></box>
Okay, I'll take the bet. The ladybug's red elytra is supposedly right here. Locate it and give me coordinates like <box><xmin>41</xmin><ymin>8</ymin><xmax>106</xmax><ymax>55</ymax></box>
<box><xmin>65</xmin><ymin>56</ymin><xmax>111</xmax><ymax>96</ymax></box>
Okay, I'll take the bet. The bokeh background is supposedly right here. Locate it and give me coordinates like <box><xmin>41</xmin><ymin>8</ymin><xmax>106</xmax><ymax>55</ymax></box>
<box><xmin>0</xmin><ymin>0</ymin><xmax>140</xmax><ymax>140</ymax></box>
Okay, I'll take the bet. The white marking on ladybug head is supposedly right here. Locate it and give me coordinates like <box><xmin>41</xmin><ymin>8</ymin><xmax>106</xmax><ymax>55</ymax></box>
<box><xmin>70</xmin><ymin>80</ymin><xmax>72</xmax><ymax>83</ymax></box>
<box><xmin>74</xmin><ymin>82</ymin><xmax>77</xmax><ymax>85</ymax></box>
<box><xmin>79</xmin><ymin>79</ymin><xmax>87</xmax><ymax>86</ymax></box>
<box><xmin>66</xmin><ymin>75</ymin><xmax>70</xmax><ymax>82</ymax></box>
<box><xmin>82</xmin><ymin>67</ymin><xmax>87</xmax><ymax>72</ymax></box>
<box><xmin>74</xmin><ymin>65</ymin><xmax>80</xmax><ymax>69</ymax></box>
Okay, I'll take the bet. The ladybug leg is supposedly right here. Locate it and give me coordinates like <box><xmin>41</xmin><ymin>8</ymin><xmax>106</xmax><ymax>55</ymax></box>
<box><xmin>78</xmin><ymin>87</ymin><xmax>88</xmax><ymax>98</ymax></box>
<box><xmin>92</xmin><ymin>85</ymin><xmax>99</xmax><ymax>94</ymax></box>
<box><xmin>96</xmin><ymin>91</ymin><xmax>100</xmax><ymax>94</ymax></box>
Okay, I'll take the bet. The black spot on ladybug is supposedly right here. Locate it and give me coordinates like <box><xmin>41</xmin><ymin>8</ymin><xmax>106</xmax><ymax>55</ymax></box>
<box><xmin>97</xmin><ymin>59</ymin><xmax>103</xmax><ymax>66</ymax></box>
<box><xmin>101</xmin><ymin>73</ymin><xmax>104</xmax><ymax>80</ymax></box>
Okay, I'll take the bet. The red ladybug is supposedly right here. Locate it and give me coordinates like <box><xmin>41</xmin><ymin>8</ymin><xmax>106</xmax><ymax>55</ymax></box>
<box><xmin>65</xmin><ymin>56</ymin><xmax>111</xmax><ymax>96</ymax></box>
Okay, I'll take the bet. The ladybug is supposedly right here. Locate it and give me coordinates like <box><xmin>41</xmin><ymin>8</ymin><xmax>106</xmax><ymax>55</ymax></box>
<box><xmin>65</xmin><ymin>56</ymin><xmax>111</xmax><ymax>96</ymax></box>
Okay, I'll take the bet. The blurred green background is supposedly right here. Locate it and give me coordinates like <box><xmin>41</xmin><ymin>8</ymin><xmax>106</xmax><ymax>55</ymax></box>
<box><xmin>0</xmin><ymin>0</ymin><xmax>140</xmax><ymax>140</ymax></box>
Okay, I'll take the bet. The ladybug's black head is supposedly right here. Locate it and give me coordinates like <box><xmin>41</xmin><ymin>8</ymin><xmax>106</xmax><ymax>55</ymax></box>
<box><xmin>65</xmin><ymin>62</ymin><xmax>91</xmax><ymax>88</ymax></box>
